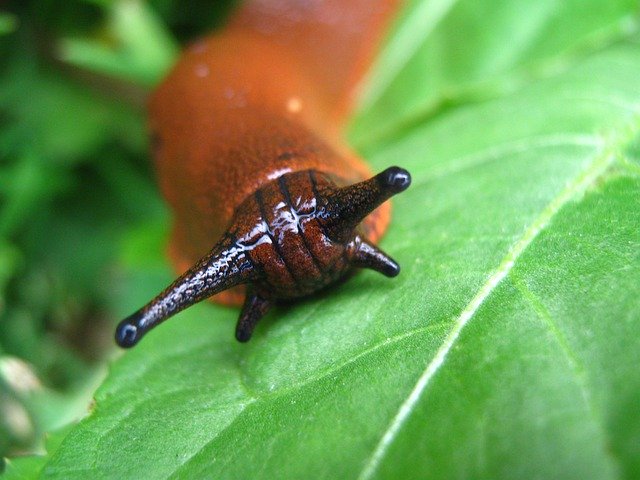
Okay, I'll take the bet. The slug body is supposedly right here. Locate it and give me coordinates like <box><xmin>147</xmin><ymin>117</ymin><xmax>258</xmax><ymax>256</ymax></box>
<box><xmin>116</xmin><ymin>0</ymin><xmax>410</xmax><ymax>348</ymax></box>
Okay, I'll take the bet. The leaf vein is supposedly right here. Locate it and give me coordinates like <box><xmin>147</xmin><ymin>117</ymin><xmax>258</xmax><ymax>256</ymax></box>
<box><xmin>358</xmin><ymin>144</ymin><xmax>618</xmax><ymax>480</ymax></box>
<box><xmin>167</xmin><ymin>323</ymin><xmax>447</xmax><ymax>478</ymax></box>
<box><xmin>167</xmin><ymin>401</ymin><xmax>256</xmax><ymax>480</ymax></box>
<box><xmin>511</xmin><ymin>276</ymin><xmax>599</xmax><ymax>417</ymax></box>
<box><xmin>511</xmin><ymin>273</ymin><xmax>621</xmax><ymax>472</ymax></box>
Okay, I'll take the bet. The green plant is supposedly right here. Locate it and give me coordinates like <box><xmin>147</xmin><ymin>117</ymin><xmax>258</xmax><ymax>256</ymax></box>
<box><xmin>2</xmin><ymin>0</ymin><xmax>639</xmax><ymax>478</ymax></box>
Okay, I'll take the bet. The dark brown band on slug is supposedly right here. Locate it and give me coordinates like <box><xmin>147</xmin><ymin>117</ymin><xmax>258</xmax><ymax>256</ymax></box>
<box><xmin>116</xmin><ymin>167</ymin><xmax>411</xmax><ymax>347</ymax></box>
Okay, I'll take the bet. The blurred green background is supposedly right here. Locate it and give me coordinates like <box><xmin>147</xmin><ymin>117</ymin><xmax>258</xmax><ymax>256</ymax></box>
<box><xmin>0</xmin><ymin>0</ymin><xmax>237</xmax><ymax>459</ymax></box>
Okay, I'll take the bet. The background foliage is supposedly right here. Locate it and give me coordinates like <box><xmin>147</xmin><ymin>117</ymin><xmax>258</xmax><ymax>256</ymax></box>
<box><xmin>0</xmin><ymin>0</ymin><xmax>234</xmax><ymax>463</ymax></box>
<box><xmin>1</xmin><ymin>0</ymin><xmax>639</xmax><ymax>479</ymax></box>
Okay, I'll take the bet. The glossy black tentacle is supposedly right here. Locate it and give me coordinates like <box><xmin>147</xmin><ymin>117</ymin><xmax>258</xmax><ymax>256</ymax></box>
<box><xmin>319</xmin><ymin>166</ymin><xmax>411</xmax><ymax>241</ymax></box>
<box><xmin>235</xmin><ymin>290</ymin><xmax>272</xmax><ymax>342</ymax></box>
<box><xmin>351</xmin><ymin>237</ymin><xmax>400</xmax><ymax>277</ymax></box>
<box><xmin>115</xmin><ymin>235</ymin><xmax>257</xmax><ymax>348</ymax></box>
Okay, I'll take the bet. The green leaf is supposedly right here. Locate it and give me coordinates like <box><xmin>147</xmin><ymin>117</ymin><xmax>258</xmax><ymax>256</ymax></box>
<box><xmin>0</xmin><ymin>54</ymin><xmax>146</xmax><ymax>164</ymax></box>
<box><xmin>15</xmin><ymin>1</ymin><xmax>640</xmax><ymax>479</ymax></box>
<box><xmin>3</xmin><ymin>425</ymin><xmax>74</xmax><ymax>480</ymax></box>
<box><xmin>0</xmin><ymin>13</ymin><xmax>18</xmax><ymax>35</ymax></box>
<box><xmin>59</xmin><ymin>0</ymin><xmax>178</xmax><ymax>86</ymax></box>
<box><xmin>352</xmin><ymin>0</ymin><xmax>639</xmax><ymax>149</ymax></box>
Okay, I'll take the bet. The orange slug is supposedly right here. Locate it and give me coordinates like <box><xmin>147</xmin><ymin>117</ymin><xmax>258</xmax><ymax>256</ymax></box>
<box><xmin>115</xmin><ymin>0</ymin><xmax>410</xmax><ymax>348</ymax></box>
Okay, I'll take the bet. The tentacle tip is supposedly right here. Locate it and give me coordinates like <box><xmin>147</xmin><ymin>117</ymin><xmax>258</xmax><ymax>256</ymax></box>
<box><xmin>383</xmin><ymin>262</ymin><xmax>401</xmax><ymax>278</ymax></box>
<box><xmin>235</xmin><ymin>329</ymin><xmax>252</xmax><ymax>343</ymax></box>
<box><xmin>379</xmin><ymin>166</ymin><xmax>411</xmax><ymax>194</ymax></box>
<box><xmin>115</xmin><ymin>319</ymin><xmax>141</xmax><ymax>348</ymax></box>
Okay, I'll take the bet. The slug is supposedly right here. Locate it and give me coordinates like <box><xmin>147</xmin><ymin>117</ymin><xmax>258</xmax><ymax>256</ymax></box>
<box><xmin>115</xmin><ymin>0</ymin><xmax>410</xmax><ymax>348</ymax></box>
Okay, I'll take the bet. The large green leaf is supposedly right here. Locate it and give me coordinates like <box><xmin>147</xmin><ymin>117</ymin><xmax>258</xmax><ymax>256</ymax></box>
<box><xmin>10</xmin><ymin>1</ymin><xmax>640</xmax><ymax>479</ymax></box>
<box><xmin>352</xmin><ymin>0</ymin><xmax>639</xmax><ymax>148</ymax></box>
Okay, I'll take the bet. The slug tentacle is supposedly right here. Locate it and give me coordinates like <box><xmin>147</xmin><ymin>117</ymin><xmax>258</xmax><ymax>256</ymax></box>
<box><xmin>318</xmin><ymin>166</ymin><xmax>411</xmax><ymax>242</ymax></box>
<box><xmin>235</xmin><ymin>290</ymin><xmax>272</xmax><ymax>342</ymax></box>
<box><xmin>116</xmin><ymin>1</ymin><xmax>409</xmax><ymax>348</ymax></box>
<box><xmin>350</xmin><ymin>237</ymin><xmax>400</xmax><ymax>278</ymax></box>
<box><xmin>115</xmin><ymin>234</ymin><xmax>258</xmax><ymax>348</ymax></box>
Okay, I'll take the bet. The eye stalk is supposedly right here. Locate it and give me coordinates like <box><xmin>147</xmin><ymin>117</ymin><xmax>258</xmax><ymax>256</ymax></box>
<box><xmin>115</xmin><ymin>167</ymin><xmax>411</xmax><ymax>348</ymax></box>
<box><xmin>317</xmin><ymin>166</ymin><xmax>412</xmax><ymax>242</ymax></box>
<box><xmin>114</xmin><ymin>234</ymin><xmax>257</xmax><ymax>348</ymax></box>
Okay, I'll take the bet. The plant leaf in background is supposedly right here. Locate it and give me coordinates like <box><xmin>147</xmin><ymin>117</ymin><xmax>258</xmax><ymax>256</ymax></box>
<box><xmin>352</xmin><ymin>0</ymin><xmax>639</xmax><ymax>149</ymax></box>
<box><xmin>0</xmin><ymin>0</ymin><xmax>166</xmax><ymax>463</ymax></box>
<box><xmin>0</xmin><ymin>13</ymin><xmax>18</xmax><ymax>36</ymax></box>
<box><xmin>3</xmin><ymin>0</ymin><xmax>640</xmax><ymax>479</ymax></box>
<box><xmin>59</xmin><ymin>0</ymin><xmax>178</xmax><ymax>87</ymax></box>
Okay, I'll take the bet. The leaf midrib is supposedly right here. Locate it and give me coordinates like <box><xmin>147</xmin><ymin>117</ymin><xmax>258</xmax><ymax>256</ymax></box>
<box><xmin>357</xmin><ymin>116</ymin><xmax>639</xmax><ymax>479</ymax></box>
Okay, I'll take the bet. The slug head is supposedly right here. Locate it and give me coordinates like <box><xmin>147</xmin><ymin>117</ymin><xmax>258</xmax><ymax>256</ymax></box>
<box><xmin>115</xmin><ymin>166</ymin><xmax>411</xmax><ymax>347</ymax></box>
